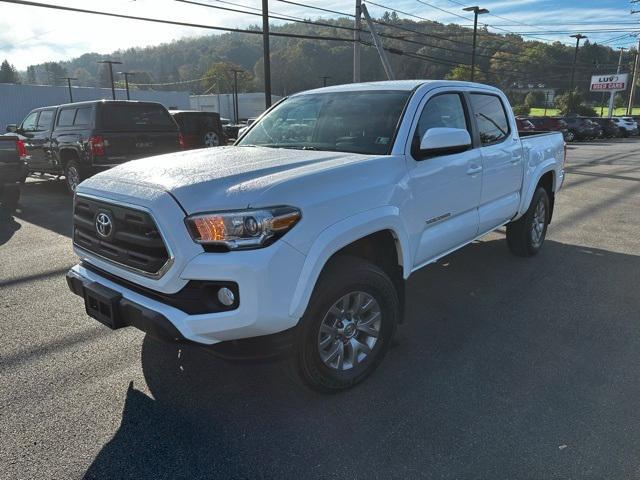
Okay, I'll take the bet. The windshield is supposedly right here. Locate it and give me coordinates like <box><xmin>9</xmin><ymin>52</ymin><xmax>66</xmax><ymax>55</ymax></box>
<box><xmin>238</xmin><ymin>90</ymin><xmax>411</xmax><ymax>155</ymax></box>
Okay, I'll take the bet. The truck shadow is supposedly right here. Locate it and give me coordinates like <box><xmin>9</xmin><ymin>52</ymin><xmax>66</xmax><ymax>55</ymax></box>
<box><xmin>12</xmin><ymin>179</ymin><xmax>73</xmax><ymax>238</ymax></box>
<box><xmin>83</xmin><ymin>239</ymin><xmax>640</xmax><ymax>480</ymax></box>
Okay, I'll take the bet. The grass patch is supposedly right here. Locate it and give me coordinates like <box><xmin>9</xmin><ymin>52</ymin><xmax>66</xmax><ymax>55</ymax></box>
<box><xmin>528</xmin><ymin>107</ymin><xmax>640</xmax><ymax>117</ymax></box>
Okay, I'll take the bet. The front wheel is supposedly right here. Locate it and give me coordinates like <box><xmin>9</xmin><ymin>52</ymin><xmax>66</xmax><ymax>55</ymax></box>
<box><xmin>506</xmin><ymin>187</ymin><xmax>550</xmax><ymax>257</ymax></box>
<box><xmin>565</xmin><ymin>130</ymin><xmax>575</xmax><ymax>142</ymax></box>
<box><xmin>292</xmin><ymin>256</ymin><xmax>399</xmax><ymax>392</ymax></box>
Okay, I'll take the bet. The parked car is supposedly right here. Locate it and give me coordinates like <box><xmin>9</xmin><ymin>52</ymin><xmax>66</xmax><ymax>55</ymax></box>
<box><xmin>66</xmin><ymin>80</ymin><xmax>565</xmax><ymax>392</ymax></box>
<box><xmin>221</xmin><ymin>118</ymin><xmax>242</xmax><ymax>141</ymax></box>
<box><xmin>8</xmin><ymin>100</ymin><xmax>181</xmax><ymax>193</ymax></box>
<box><xmin>516</xmin><ymin>117</ymin><xmax>536</xmax><ymax>133</ymax></box>
<box><xmin>612</xmin><ymin>117</ymin><xmax>639</xmax><ymax>137</ymax></box>
<box><xmin>526</xmin><ymin>117</ymin><xmax>570</xmax><ymax>140</ymax></box>
<box><xmin>0</xmin><ymin>135</ymin><xmax>27</xmax><ymax>214</ymax></box>
<box><xmin>585</xmin><ymin>119</ymin><xmax>603</xmax><ymax>139</ymax></box>
<box><xmin>558</xmin><ymin>116</ymin><xmax>593</xmax><ymax>141</ymax></box>
<box><xmin>589</xmin><ymin>117</ymin><xmax>618</xmax><ymax>138</ymax></box>
<box><xmin>237</xmin><ymin>117</ymin><xmax>259</xmax><ymax>138</ymax></box>
<box><xmin>170</xmin><ymin>110</ymin><xmax>225</xmax><ymax>149</ymax></box>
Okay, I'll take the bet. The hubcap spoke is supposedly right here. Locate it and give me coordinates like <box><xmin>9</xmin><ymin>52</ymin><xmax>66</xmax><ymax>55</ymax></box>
<box><xmin>317</xmin><ymin>291</ymin><xmax>381</xmax><ymax>371</ymax></box>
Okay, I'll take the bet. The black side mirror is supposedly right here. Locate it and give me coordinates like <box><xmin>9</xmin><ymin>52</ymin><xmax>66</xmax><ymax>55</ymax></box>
<box><xmin>5</xmin><ymin>124</ymin><xmax>17</xmax><ymax>133</ymax></box>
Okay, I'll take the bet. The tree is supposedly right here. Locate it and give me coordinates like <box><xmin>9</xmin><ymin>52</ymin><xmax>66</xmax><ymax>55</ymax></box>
<box><xmin>445</xmin><ymin>64</ymin><xmax>486</xmax><ymax>83</ymax></box>
<box><xmin>524</xmin><ymin>90</ymin><xmax>545</xmax><ymax>108</ymax></box>
<box><xmin>201</xmin><ymin>62</ymin><xmax>253</xmax><ymax>94</ymax></box>
<box><xmin>26</xmin><ymin>66</ymin><xmax>37</xmax><ymax>84</ymax></box>
<box><xmin>614</xmin><ymin>93</ymin><xmax>625</xmax><ymax>109</ymax></box>
<box><xmin>555</xmin><ymin>89</ymin><xmax>596</xmax><ymax>116</ymax></box>
<box><xmin>43</xmin><ymin>62</ymin><xmax>67</xmax><ymax>85</ymax></box>
<box><xmin>0</xmin><ymin>60</ymin><xmax>20</xmax><ymax>83</ymax></box>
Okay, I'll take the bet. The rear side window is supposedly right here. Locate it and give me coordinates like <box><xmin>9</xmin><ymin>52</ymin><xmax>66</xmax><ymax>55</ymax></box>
<box><xmin>58</xmin><ymin>109</ymin><xmax>76</xmax><ymax>127</ymax></box>
<box><xmin>37</xmin><ymin>110</ymin><xmax>55</xmax><ymax>131</ymax></box>
<box><xmin>101</xmin><ymin>104</ymin><xmax>176</xmax><ymax>131</ymax></box>
<box><xmin>74</xmin><ymin>107</ymin><xmax>91</xmax><ymax>126</ymax></box>
<box><xmin>22</xmin><ymin>111</ymin><xmax>39</xmax><ymax>131</ymax></box>
<box><xmin>470</xmin><ymin>94</ymin><xmax>510</xmax><ymax>145</ymax></box>
<box><xmin>177</xmin><ymin>114</ymin><xmax>220</xmax><ymax>134</ymax></box>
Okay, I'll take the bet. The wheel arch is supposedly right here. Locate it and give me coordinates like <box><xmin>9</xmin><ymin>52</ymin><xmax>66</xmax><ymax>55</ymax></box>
<box><xmin>288</xmin><ymin>207</ymin><xmax>411</xmax><ymax>320</ymax></box>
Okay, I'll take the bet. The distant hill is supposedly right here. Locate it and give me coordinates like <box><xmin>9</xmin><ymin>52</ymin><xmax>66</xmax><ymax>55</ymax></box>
<box><xmin>19</xmin><ymin>13</ymin><xmax>631</xmax><ymax>102</ymax></box>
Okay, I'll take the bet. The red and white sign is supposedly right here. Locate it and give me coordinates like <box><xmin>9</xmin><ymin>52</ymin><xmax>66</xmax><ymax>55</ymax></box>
<box><xmin>590</xmin><ymin>73</ymin><xmax>629</xmax><ymax>92</ymax></box>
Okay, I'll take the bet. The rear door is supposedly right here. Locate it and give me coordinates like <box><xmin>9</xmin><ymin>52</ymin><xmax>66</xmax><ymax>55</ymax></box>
<box><xmin>469</xmin><ymin>92</ymin><xmax>524</xmax><ymax>232</ymax></box>
<box><xmin>406</xmin><ymin>90</ymin><xmax>482</xmax><ymax>268</ymax></box>
<box><xmin>97</xmin><ymin>103</ymin><xmax>180</xmax><ymax>164</ymax></box>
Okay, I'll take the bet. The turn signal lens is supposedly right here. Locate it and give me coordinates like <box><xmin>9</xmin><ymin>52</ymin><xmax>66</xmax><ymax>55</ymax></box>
<box><xmin>186</xmin><ymin>207</ymin><xmax>301</xmax><ymax>250</ymax></box>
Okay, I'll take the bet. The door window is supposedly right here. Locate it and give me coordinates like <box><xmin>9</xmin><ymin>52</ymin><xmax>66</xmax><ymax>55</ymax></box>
<box><xmin>36</xmin><ymin>110</ymin><xmax>55</xmax><ymax>132</ymax></box>
<box><xmin>74</xmin><ymin>108</ymin><xmax>91</xmax><ymax>126</ymax></box>
<box><xmin>57</xmin><ymin>109</ymin><xmax>76</xmax><ymax>127</ymax></box>
<box><xmin>21</xmin><ymin>111</ymin><xmax>39</xmax><ymax>132</ymax></box>
<box><xmin>470</xmin><ymin>94</ymin><xmax>510</xmax><ymax>145</ymax></box>
<box><xmin>413</xmin><ymin>93</ymin><xmax>469</xmax><ymax>154</ymax></box>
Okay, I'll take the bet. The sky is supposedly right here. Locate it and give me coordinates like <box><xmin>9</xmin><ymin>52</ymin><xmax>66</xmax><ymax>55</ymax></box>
<box><xmin>0</xmin><ymin>0</ymin><xmax>637</xmax><ymax>70</ymax></box>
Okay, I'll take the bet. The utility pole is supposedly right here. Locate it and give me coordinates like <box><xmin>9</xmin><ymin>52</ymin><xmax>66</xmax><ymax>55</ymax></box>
<box><xmin>353</xmin><ymin>0</ymin><xmax>362</xmax><ymax>83</ymax></box>
<box><xmin>361</xmin><ymin>3</ymin><xmax>395</xmax><ymax>80</ymax></box>
<box><xmin>463</xmin><ymin>6</ymin><xmax>489</xmax><ymax>82</ymax></box>
<box><xmin>118</xmin><ymin>72</ymin><xmax>135</xmax><ymax>100</ymax></box>
<box><xmin>321</xmin><ymin>76</ymin><xmax>331</xmax><ymax>87</ymax></box>
<box><xmin>231</xmin><ymin>69</ymin><xmax>243</xmax><ymax>123</ymax></box>
<box><xmin>628</xmin><ymin>46</ymin><xmax>639</xmax><ymax>115</ymax></box>
<box><xmin>262</xmin><ymin>0</ymin><xmax>272</xmax><ymax>109</ymax></box>
<box><xmin>608</xmin><ymin>47</ymin><xmax>626</xmax><ymax>118</ymax></box>
<box><xmin>569</xmin><ymin>34</ymin><xmax>587</xmax><ymax>91</ymax></box>
<box><xmin>60</xmin><ymin>77</ymin><xmax>77</xmax><ymax>103</ymax></box>
<box><xmin>98</xmin><ymin>60</ymin><xmax>122</xmax><ymax>100</ymax></box>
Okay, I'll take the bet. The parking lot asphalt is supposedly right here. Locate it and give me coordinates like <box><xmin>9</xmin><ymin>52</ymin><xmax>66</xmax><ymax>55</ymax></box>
<box><xmin>1</xmin><ymin>139</ymin><xmax>640</xmax><ymax>480</ymax></box>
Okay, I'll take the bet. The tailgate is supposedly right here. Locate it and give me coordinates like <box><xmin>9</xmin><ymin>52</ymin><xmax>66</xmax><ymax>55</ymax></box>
<box><xmin>101</xmin><ymin>131</ymin><xmax>180</xmax><ymax>163</ymax></box>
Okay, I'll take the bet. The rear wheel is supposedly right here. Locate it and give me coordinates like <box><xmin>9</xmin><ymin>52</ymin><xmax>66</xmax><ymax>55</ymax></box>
<box><xmin>292</xmin><ymin>256</ymin><xmax>399</xmax><ymax>392</ymax></box>
<box><xmin>565</xmin><ymin>130</ymin><xmax>575</xmax><ymax>142</ymax></box>
<box><xmin>64</xmin><ymin>160</ymin><xmax>85</xmax><ymax>194</ymax></box>
<box><xmin>203</xmin><ymin>131</ymin><xmax>220</xmax><ymax>147</ymax></box>
<box><xmin>506</xmin><ymin>187</ymin><xmax>550</xmax><ymax>257</ymax></box>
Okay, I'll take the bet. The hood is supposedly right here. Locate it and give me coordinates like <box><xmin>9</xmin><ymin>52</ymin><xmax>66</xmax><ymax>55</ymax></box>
<box><xmin>81</xmin><ymin>146</ymin><xmax>376</xmax><ymax>213</ymax></box>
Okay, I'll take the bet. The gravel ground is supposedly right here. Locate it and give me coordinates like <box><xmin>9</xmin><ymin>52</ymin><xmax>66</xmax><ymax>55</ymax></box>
<box><xmin>1</xmin><ymin>139</ymin><xmax>640</xmax><ymax>479</ymax></box>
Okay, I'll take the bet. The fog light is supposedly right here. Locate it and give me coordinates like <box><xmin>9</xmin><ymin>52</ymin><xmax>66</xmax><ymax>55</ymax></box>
<box><xmin>217</xmin><ymin>287</ymin><xmax>235</xmax><ymax>307</ymax></box>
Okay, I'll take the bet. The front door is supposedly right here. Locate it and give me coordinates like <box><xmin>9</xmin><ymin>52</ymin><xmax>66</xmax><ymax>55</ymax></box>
<box><xmin>27</xmin><ymin>109</ymin><xmax>55</xmax><ymax>172</ymax></box>
<box><xmin>406</xmin><ymin>91</ymin><xmax>482</xmax><ymax>269</ymax></box>
<box><xmin>468</xmin><ymin>93</ymin><xmax>524</xmax><ymax>232</ymax></box>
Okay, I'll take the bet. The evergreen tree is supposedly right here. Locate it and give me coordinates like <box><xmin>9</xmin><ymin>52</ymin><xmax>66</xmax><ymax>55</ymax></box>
<box><xmin>0</xmin><ymin>60</ymin><xmax>19</xmax><ymax>83</ymax></box>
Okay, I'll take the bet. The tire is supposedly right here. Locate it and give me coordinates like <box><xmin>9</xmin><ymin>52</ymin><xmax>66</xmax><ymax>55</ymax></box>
<box><xmin>64</xmin><ymin>160</ymin><xmax>85</xmax><ymax>194</ymax></box>
<box><xmin>203</xmin><ymin>131</ymin><xmax>220</xmax><ymax>147</ymax></box>
<box><xmin>292</xmin><ymin>256</ymin><xmax>400</xmax><ymax>392</ymax></box>
<box><xmin>506</xmin><ymin>187</ymin><xmax>550</xmax><ymax>257</ymax></box>
<box><xmin>565</xmin><ymin>130</ymin><xmax>575</xmax><ymax>142</ymax></box>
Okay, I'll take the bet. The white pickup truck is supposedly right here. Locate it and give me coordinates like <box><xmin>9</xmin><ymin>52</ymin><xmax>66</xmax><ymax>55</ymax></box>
<box><xmin>66</xmin><ymin>80</ymin><xmax>565</xmax><ymax>391</ymax></box>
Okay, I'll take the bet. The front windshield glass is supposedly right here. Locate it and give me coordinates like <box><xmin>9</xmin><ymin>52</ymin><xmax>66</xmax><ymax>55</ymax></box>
<box><xmin>238</xmin><ymin>90</ymin><xmax>411</xmax><ymax>155</ymax></box>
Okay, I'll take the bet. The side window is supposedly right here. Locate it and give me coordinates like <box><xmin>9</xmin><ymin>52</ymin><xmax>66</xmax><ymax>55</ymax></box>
<box><xmin>415</xmin><ymin>93</ymin><xmax>468</xmax><ymax>143</ymax></box>
<box><xmin>36</xmin><ymin>110</ymin><xmax>55</xmax><ymax>131</ymax></box>
<box><xmin>21</xmin><ymin>111</ymin><xmax>39</xmax><ymax>132</ymax></box>
<box><xmin>57</xmin><ymin>108</ymin><xmax>76</xmax><ymax>127</ymax></box>
<box><xmin>470</xmin><ymin>94</ymin><xmax>510</xmax><ymax>145</ymax></box>
<box><xmin>74</xmin><ymin>108</ymin><xmax>91</xmax><ymax>126</ymax></box>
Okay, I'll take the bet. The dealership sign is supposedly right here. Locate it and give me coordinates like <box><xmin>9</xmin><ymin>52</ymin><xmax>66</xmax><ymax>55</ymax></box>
<box><xmin>590</xmin><ymin>73</ymin><xmax>629</xmax><ymax>92</ymax></box>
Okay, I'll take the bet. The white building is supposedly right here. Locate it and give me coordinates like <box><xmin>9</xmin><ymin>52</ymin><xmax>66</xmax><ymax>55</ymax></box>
<box><xmin>190</xmin><ymin>92</ymin><xmax>282</xmax><ymax>122</ymax></box>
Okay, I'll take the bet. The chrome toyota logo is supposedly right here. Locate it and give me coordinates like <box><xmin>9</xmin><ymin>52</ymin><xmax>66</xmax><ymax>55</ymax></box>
<box><xmin>95</xmin><ymin>212</ymin><xmax>113</xmax><ymax>239</ymax></box>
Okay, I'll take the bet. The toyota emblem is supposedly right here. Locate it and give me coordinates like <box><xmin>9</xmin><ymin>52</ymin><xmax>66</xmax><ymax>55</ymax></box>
<box><xmin>95</xmin><ymin>212</ymin><xmax>113</xmax><ymax>239</ymax></box>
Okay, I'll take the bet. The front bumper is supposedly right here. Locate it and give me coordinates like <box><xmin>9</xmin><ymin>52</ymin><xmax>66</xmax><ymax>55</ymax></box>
<box><xmin>67</xmin><ymin>238</ymin><xmax>307</xmax><ymax>345</ymax></box>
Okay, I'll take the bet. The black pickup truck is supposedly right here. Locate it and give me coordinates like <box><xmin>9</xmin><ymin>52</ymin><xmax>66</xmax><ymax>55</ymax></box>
<box><xmin>0</xmin><ymin>135</ymin><xmax>27</xmax><ymax>213</ymax></box>
<box><xmin>7</xmin><ymin>100</ymin><xmax>182</xmax><ymax>193</ymax></box>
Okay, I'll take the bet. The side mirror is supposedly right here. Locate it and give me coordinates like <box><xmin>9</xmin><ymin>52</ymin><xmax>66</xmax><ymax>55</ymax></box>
<box><xmin>5</xmin><ymin>124</ymin><xmax>17</xmax><ymax>133</ymax></box>
<box><xmin>418</xmin><ymin>127</ymin><xmax>471</xmax><ymax>158</ymax></box>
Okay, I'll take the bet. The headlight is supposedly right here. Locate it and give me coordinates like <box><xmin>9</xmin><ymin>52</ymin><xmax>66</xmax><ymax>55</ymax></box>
<box><xmin>185</xmin><ymin>206</ymin><xmax>301</xmax><ymax>250</ymax></box>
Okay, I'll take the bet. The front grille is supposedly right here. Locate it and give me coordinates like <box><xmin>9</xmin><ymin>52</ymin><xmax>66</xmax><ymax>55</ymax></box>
<box><xmin>73</xmin><ymin>196</ymin><xmax>171</xmax><ymax>277</ymax></box>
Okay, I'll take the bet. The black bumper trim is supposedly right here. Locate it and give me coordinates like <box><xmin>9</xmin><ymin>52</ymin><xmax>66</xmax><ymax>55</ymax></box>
<box><xmin>66</xmin><ymin>270</ymin><xmax>296</xmax><ymax>360</ymax></box>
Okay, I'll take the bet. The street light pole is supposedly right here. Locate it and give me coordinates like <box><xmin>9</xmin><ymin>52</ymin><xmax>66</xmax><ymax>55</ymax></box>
<box><xmin>569</xmin><ymin>34</ymin><xmax>587</xmax><ymax>91</ymax></box>
<box><xmin>463</xmin><ymin>6</ymin><xmax>489</xmax><ymax>82</ymax></box>
<box><xmin>117</xmin><ymin>72</ymin><xmax>135</xmax><ymax>100</ymax></box>
<box><xmin>607</xmin><ymin>47</ymin><xmax>626</xmax><ymax>118</ymax></box>
<box><xmin>353</xmin><ymin>0</ymin><xmax>362</xmax><ymax>83</ymax></box>
<box><xmin>98</xmin><ymin>60</ymin><xmax>122</xmax><ymax>100</ymax></box>
<box><xmin>60</xmin><ymin>77</ymin><xmax>77</xmax><ymax>102</ymax></box>
<box><xmin>627</xmin><ymin>41</ymin><xmax>640</xmax><ymax>116</ymax></box>
<box><xmin>321</xmin><ymin>76</ymin><xmax>331</xmax><ymax>87</ymax></box>
<box><xmin>261</xmin><ymin>0</ymin><xmax>272</xmax><ymax>109</ymax></box>
<box><xmin>231</xmin><ymin>69</ymin><xmax>243</xmax><ymax>123</ymax></box>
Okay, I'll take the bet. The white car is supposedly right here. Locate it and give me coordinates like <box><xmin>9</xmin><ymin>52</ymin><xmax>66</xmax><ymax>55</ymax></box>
<box><xmin>612</xmin><ymin>117</ymin><xmax>638</xmax><ymax>136</ymax></box>
<box><xmin>66</xmin><ymin>80</ymin><xmax>565</xmax><ymax>391</ymax></box>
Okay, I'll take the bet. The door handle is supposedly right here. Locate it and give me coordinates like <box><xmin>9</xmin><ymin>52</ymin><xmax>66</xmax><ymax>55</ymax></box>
<box><xmin>466</xmin><ymin>165</ymin><xmax>483</xmax><ymax>175</ymax></box>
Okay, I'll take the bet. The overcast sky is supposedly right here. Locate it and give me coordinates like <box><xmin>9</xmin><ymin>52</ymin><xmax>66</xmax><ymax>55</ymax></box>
<box><xmin>0</xmin><ymin>0</ymin><xmax>636</xmax><ymax>70</ymax></box>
